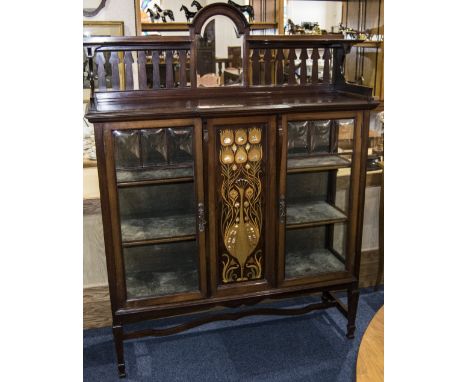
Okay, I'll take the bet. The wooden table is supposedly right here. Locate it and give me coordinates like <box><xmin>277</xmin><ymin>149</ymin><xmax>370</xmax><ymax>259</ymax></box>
<box><xmin>356</xmin><ymin>306</ymin><xmax>384</xmax><ymax>382</ymax></box>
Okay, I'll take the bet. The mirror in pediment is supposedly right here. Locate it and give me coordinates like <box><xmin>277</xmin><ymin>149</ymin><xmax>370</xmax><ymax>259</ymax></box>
<box><xmin>196</xmin><ymin>15</ymin><xmax>244</xmax><ymax>87</ymax></box>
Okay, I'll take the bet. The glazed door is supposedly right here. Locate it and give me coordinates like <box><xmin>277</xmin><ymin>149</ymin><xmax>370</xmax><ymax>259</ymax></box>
<box><xmin>206</xmin><ymin>116</ymin><xmax>277</xmax><ymax>297</ymax></box>
<box><xmin>278</xmin><ymin>112</ymin><xmax>363</xmax><ymax>287</ymax></box>
<box><xmin>102</xmin><ymin>118</ymin><xmax>207</xmax><ymax>309</ymax></box>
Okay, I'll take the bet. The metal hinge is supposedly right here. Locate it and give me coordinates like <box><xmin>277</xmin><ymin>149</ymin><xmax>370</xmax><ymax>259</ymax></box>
<box><xmin>198</xmin><ymin>202</ymin><xmax>206</xmax><ymax>232</ymax></box>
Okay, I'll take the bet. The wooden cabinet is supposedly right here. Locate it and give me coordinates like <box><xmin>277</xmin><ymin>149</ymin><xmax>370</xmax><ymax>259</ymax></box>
<box><xmin>85</xmin><ymin>3</ymin><xmax>378</xmax><ymax>378</ymax></box>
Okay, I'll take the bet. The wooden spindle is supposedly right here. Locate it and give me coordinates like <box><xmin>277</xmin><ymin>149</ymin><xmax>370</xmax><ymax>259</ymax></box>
<box><xmin>96</xmin><ymin>52</ymin><xmax>106</xmax><ymax>91</ymax></box>
<box><xmin>124</xmin><ymin>51</ymin><xmax>134</xmax><ymax>90</ymax></box>
<box><xmin>275</xmin><ymin>49</ymin><xmax>284</xmax><ymax>85</ymax></box>
<box><xmin>152</xmin><ymin>50</ymin><xmax>161</xmax><ymax>89</ymax></box>
<box><xmin>311</xmin><ymin>48</ymin><xmax>320</xmax><ymax>84</ymax></box>
<box><xmin>109</xmin><ymin>52</ymin><xmax>120</xmax><ymax>90</ymax></box>
<box><xmin>251</xmin><ymin>49</ymin><xmax>260</xmax><ymax>85</ymax></box>
<box><xmin>322</xmin><ymin>48</ymin><xmax>331</xmax><ymax>84</ymax></box>
<box><xmin>165</xmin><ymin>50</ymin><xmax>174</xmax><ymax>88</ymax></box>
<box><xmin>288</xmin><ymin>49</ymin><xmax>297</xmax><ymax>85</ymax></box>
<box><xmin>137</xmin><ymin>51</ymin><xmax>147</xmax><ymax>90</ymax></box>
<box><xmin>332</xmin><ymin>47</ymin><xmax>346</xmax><ymax>85</ymax></box>
<box><xmin>264</xmin><ymin>49</ymin><xmax>272</xmax><ymax>85</ymax></box>
<box><xmin>299</xmin><ymin>48</ymin><xmax>308</xmax><ymax>85</ymax></box>
<box><xmin>179</xmin><ymin>50</ymin><xmax>187</xmax><ymax>87</ymax></box>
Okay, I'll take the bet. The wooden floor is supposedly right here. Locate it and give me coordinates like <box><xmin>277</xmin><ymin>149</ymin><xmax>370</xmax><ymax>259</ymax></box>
<box><xmin>356</xmin><ymin>306</ymin><xmax>384</xmax><ymax>382</ymax></box>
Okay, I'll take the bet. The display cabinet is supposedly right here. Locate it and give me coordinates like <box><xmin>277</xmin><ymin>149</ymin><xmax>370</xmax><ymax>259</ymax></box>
<box><xmin>84</xmin><ymin>3</ymin><xmax>378</xmax><ymax>377</ymax></box>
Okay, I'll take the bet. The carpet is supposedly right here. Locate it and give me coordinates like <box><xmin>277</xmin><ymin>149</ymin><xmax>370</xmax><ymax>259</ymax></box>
<box><xmin>84</xmin><ymin>287</ymin><xmax>384</xmax><ymax>382</ymax></box>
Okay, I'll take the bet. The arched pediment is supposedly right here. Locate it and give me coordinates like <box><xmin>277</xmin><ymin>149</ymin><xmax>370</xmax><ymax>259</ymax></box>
<box><xmin>191</xmin><ymin>3</ymin><xmax>250</xmax><ymax>36</ymax></box>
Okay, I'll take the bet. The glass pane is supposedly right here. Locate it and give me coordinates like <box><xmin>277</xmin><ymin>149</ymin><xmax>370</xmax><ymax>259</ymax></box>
<box><xmin>286</xmin><ymin>171</ymin><xmax>349</xmax><ymax>225</ymax></box>
<box><xmin>114</xmin><ymin>130</ymin><xmax>140</xmax><ymax>169</ymax></box>
<box><xmin>168</xmin><ymin>127</ymin><xmax>193</xmax><ymax>164</ymax></box>
<box><xmin>287</xmin><ymin>121</ymin><xmax>309</xmax><ymax>156</ymax></box>
<box><xmin>310</xmin><ymin>120</ymin><xmax>331</xmax><ymax>153</ymax></box>
<box><xmin>113</xmin><ymin>127</ymin><xmax>194</xmax><ymax>182</ymax></box>
<box><xmin>118</xmin><ymin>182</ymin><xmax>196</xmax><ymax>242</ymax></box>
<box><xmin>368</xmin><ymin>110</ymin><xmax>384</xmax><ymax>170</ymax></box>
<box><xmin>337</xmin><ymin>119</ymin><xmax>354</xmax><ymax>155</ymax></box>
<box><xmin>141</xmin><ymin>129</ymin><xmax>167</xmax><ymax>166</ymax></box>
<box><xmin>124</xmin><ymin>241</ymin><xmax>199</xmax><ymax>298</ymax></box>
<box><xmin>287</xmin><ymin>119</ymin><xmax>354</xmax><ymax>171</ymax></box>
<box><xmin>285</xmin><ymin>224</ymin><xmax>346</xmax><ymax>279</ymax></box>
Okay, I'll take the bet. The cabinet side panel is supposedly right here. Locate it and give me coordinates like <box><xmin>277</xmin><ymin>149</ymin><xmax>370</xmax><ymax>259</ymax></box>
<box><xmin>94</xmin><ymin>124</ymin><xmax>124</xmax><ymax>316</ymax></box>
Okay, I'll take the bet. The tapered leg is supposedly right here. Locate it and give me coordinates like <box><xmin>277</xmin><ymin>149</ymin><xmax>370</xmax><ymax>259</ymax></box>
<box><xmin>346</xmin><ymin>287</ymin><xmax>360</xmax><ymax>339</ymax></box>
<box><xmin>112</xmin><ymin>324</ymin><xmax>126</xmax><ymax>378</ymax></box>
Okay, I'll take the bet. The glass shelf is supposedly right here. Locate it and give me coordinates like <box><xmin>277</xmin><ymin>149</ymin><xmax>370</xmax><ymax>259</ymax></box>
<box><xmin>116</xmin><ymin>166</ymin><xmax>194</xmax><ymax>184</ymax></box>
<box><xmin>118</xmin><ymin>182</ymin><xmax>196</xmax><ymax>245</ymax></box>
<box><xmin>124</xmin><ymin>241</ymin><xmax>199</xmax><ymax>299</ymax></box>
<box><xmin>285</xmin><ymin>248</ymin><xmax>345</xmax><ymax>279</ymax></box>
<box><xmin>284</xmin><ymin>221</ymin><xmax>347</xmax><ymax>280</ymax></box>
<box><xmin>121</xmin><ymin>214</ymin><xmax>196</xmax><ymax>243</ymax></box>
<box><xmin>287</xmin><ymin>155</ymin><xmax>351</xmax><ymax>173</ymax></box>
<box><xmin>286</xmin><ymin>201</ymin><xmax>347</xmax><ymax>227</ymax></box>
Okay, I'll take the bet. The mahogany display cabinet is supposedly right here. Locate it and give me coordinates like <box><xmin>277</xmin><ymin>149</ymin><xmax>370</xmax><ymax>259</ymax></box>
<box><xmin>84</xmin><ymin>3</ymin><xmax>379</xmax><ymax>378</ymax></box>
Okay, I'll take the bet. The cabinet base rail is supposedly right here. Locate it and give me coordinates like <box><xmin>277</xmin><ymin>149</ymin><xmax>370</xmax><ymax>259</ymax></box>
<box><xmin>124</xmin><ymin>300</ymin><xmax>338</xmax><ymax>339</ymax></box>
<box><xmin>113</xmin><ymin>288</ymin><xmax>359</xmax><ymax>378</ymax></box>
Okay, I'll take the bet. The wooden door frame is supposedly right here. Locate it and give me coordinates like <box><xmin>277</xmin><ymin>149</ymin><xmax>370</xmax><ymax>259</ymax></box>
<box><xmin>98</xmin><ymin>118</ymin><xmax>208</xmax><ymax>310</ymax></box>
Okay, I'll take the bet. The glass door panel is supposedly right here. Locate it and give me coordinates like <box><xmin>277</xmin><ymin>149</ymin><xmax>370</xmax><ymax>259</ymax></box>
<box><xmin>281</xmin><ymin>116</ymin><xmax>356</xmax><ymax>282</ymax></box>
<box><xmin>110</xmin><ymin>120</ymin><xmax>205</xmax><ymax>302</ymax></box>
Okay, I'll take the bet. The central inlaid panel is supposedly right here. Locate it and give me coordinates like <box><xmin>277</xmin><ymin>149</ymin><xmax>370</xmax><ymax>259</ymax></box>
<box><xmin>217</xmin><ymin>125</ymin><xmax>266</xmax><ymax>284</ymax></box>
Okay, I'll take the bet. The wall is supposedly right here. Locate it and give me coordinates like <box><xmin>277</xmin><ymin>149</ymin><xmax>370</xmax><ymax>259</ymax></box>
<box><xmin>83</xmin><ymin>0</ymin><xmax>136</xmax><ymax>36</ymax></box>
<box><xmin>286</xmin><ymin>0</ymin><xmax>342</xmax><ymax>31</ymax></box>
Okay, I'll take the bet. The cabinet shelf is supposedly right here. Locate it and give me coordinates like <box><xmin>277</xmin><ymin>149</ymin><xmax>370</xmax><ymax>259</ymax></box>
<box><xmin>126</xmin><ymin>269</ymin><xmax>199</xmax><ymax>299</ymax></box>
<box><xmin>118</xmin><ymin>176</ymin><xmax>194</xmax><ymax>188</ymax></box>
<box><xmin>141</xmin><ymin>22</ymin><xmax>277</xmax><ymax>32</ymax></box>
<box><xmin>116</xmin><ymin>167</ymin><xmax>194</xmax><ymax>184</ymax></box>
<box><xmin>287</xmin><ymin>155</ymin><xmax>351</xmax><ymax>173</ymax></box>
<box><xmin>121</xmin><ymin>214</ymin><xmax>196</xmax><ymax>244</ymax></box>
<box><xmin>286</xmin><ymin>201</ymin><xmax>347</xmax><ymax>229</ymax></box>
<box><xmin>285</xmin><ymin>248</ymin><xmax>345</xmax><ymax>279</ymax></box>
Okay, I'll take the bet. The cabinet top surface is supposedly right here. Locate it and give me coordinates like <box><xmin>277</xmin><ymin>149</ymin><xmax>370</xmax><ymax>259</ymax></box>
<box><xmin>86</xmin><ymin>90</ymin><xmax>379</xmax><ymax>123</ymax></box>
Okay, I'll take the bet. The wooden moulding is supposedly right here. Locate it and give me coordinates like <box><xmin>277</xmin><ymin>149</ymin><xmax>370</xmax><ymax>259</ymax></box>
<box><xmin>141</xmin><ymin>22</ymin><xmax>277</xmax><ymax>32</ymax></box>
